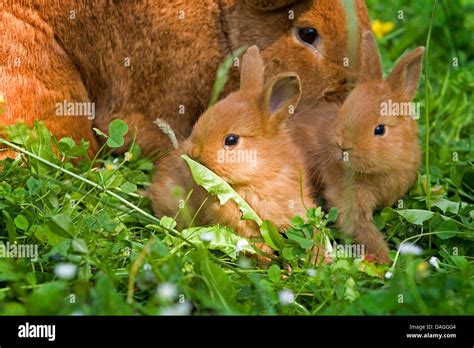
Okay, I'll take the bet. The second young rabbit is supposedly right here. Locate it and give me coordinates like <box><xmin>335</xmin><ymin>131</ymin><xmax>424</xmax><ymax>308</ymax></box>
<box><xmin>149</xmin><ymin>46</ymin><xmax>314</xmax><ymax>255</ymax></box>
<box><xmin>290</xmin><ymin>32</ymin><xmax>425</xmax><ymax>263</ymax></box>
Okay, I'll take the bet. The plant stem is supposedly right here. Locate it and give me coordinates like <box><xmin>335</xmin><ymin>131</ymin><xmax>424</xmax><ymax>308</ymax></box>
<box><xmin>390</xmin><ymin>231</ymin><xmax>468</xmax><ymax>271</ymax></box>
<box><xmin>424</xmin><ymin>0</ymin><xmax>439</xmax><ymax>250</ymax></box>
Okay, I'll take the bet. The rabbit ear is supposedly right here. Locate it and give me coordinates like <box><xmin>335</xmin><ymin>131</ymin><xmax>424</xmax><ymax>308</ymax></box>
<box><xmin>359</xmin><ymin>31</ymin><xmax>383</xmax><ymax>82</ymax></box>
<box><xmin>262</xmin><ymin>73</ymin><xmax>302</xmax><ymax>126</ymax></box>
<box><xmin>386</xmin><ymin>47</ymin><xmax>425</xmax><ymax>100</ymax></box>
<box><xmin>240</xmin><ymin>46</ymin><xmax>264</xmax><ymax>97</ymax></box>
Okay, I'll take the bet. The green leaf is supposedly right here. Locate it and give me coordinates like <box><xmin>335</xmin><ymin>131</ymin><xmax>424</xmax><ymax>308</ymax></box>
<box><xmin>58</xmin><ymin>137</ymin><xmax>75</xmax><ymax>153</ymax></box>
<box><xmin>26</xmin><ymin>177</ymin><xmax>41</xmax><ymax>195</ymax></box>
<box><xmin>31</xmin><ymin>122</ymin><xmax>55</xmax><ymax>162</ymax></box>
<box><xmin>98</xmin><ymin>170</ymin><xmax>123</xmax><ymax>189</ymax></box>
<box><xmin>119</xmin><ymin>182</ymin><xmax>137</xmax><ymax>194</ymax></box>
<box><xmin>374</xmin><ymin>214</ymin><xmax>385</xmax><ymax>230</ymax></box>
<box><xmin>0</xmin><ymin>182</ymin><xmax>12</xmax><ymax>195</ymax></box>
<box><xmin>260</xmin><ymin>220</ymin><xmax>285</xmax><ymax>251</ymax></box>
<box><xmin>48</xmin><ymin>214</ymin><xmax>76</xmax><ymax>238</ymax></box>
<box><xmin>450</xmin><ymin>256</ymin><xmax>469</xmax><ymax>271</ymax></box>
<box><xmin>327</xmin><ymin>207</ymin><xmax>339</xmax><ymax>223</ymax></box>
<box><xmin>14</xmin><ymin>214</ymin><xmax>29</xmax><ymax>231</ymax></box>
<box><xmin>159</xmin><ymin>216</ymin><xmax>177</xmax><ymax>230</ymax></box>
<box><xmin>72</xmin><ymin>238</ymin><xmax>89</xmax><ymax>254</ymax></box>
<box><xmin>286</xmin><ymin>228</ymin><xmax>314</xmax><ymax>249</ymax></box>
<box><xmin>282</xmin><ymin>247</ymin><xmax>295</xmax><ymax>260</ymax></box>
<box><xmin>95</xmin><ymin>211</ymin><xmax>116</xmax><ymax>232</ymax></box>
<box><xmin>343</xmin><ymin>277</ymin><xmax>360</xmax><ymax>302</ymax></box>
<box><xmin>4</xmin><ymin>123</ymin><xmax>30</xmax><ymax>144</ymax></box>
<box><xmin>106</xmin><ymin>119</ymin><xmax>128</xmax><ymax>148</ymax></box>
<box><xmin>291</xmin><ymin>215</ymin><xmax>305</xmax><ymax>228</ymax></box>
<box><xmin>397</xmin><ymin>209</ymin><xmax>435</xmax><ymax>225</ymax></box>
<box><xmin>59</xmin><ymin>138</ymin><xmax>88</xmax><ymax>157</ymax></box>
<box><xmin>431</xmin><ymin>198</ymin><xmax>465</xmax><ymax>214</ymax></box>
<box><xmin>123</xmin><ymin>169</ymin><xmax>148</xmax><ymax>185</ymax></box>
<box><xmin>434</xmin><ymin>219</ymin><xmax>459</xmax><ymax>239</ymax></box>
<box><xmin>181</xmin><ymin>226</ymin><xmax>255</xmax><ymax>258</ymax></box>
<box><xmin>357</xmin><ymin>259</ymin><xmax>387</xmax><ymax>278</ymax></box>
<box><xmin>2</xmin><ymin>211</ymin><xmax>17</xmax><ymax>242</ymax></box>
<box><xmin>182</xmin><ymin>155</ymin><xmax>262</xmax><ymax>224</ymax></box>
<box><xmin>208</xmin><ymin>46</ymin><xmax>247</xmax><ymax>106</ymax></box>
<box><xmin>268</xmin><ymin>264</ymin><xmax>281</xmax><ymax>283</ymax></box>
<box><xmin>381</xmin><ymin>207</ymin><xmax>398</xmax><ymax>222</ymax></box>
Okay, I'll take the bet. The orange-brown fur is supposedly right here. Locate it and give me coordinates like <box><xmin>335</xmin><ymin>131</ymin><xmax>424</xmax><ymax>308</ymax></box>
<box><xmin>290</xmin><ymin>32</ymin><xmax>424</xmax><ymax>263</ymax></box>
<box><xmin>1</xmin><ymin>0</ymin><xmax>370</xmax><ymax>159</ymax></box>
<box><xmin>149</xmin><ymin>47</ymin><xmax>313</xmax><ymax>251</ymax></box>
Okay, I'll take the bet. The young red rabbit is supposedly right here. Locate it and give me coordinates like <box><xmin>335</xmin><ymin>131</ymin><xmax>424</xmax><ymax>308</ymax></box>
<box><xmin>149</xmin><ymin>46</ymin><xmax>313</xmax><ymax>254</ymax></box>
<box><xmin>290</xmin><ymin>32</ymin><xmax>425</xmax><ymax>263</ymax></box>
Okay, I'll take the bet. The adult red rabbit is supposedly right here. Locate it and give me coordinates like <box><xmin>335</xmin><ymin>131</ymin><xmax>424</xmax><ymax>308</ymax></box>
<box><xmin>149</xmin><ymin>46</ymin><xmax>313</xmax><ymax>254</ymax></box>
<box><xmin>1</xmin><ymin>1</ymin><xmax>370</xmax><ymax>159</ymax></box>
<box><xmin>290</xmin><ymin>32</ymin><xmax>425</xmax><ymax>263</ymax></box>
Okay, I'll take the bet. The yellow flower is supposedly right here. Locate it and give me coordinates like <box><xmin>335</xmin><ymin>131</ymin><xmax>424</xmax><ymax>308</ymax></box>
<box><xmin>371</xmin><ymin>20</ymin><xmax>395</xmax><ymax>39</ymax></box>
<box><xmin>124</xmin><ymin>151</ymin><xmax>133</xmax><ymax>162</ymax></box>
<box><xmin>417</xmin><ymin>261</ymin><xmax>428</xmax><ymax>273</ymax></box>
<box><xmin>416</xmin><ymin>261</ymin><xmax>430</xmax><ymax>279</ymax></box>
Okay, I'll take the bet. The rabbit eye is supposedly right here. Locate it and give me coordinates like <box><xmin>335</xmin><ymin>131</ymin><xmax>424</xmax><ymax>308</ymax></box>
<box><xmin>224</xmin><ymin>134</ymin><xmax>240</xmax><ymax>147</ymax></box>
<box><xmin>374</xmin><ymin>124</ymin><xmax>386</xmax><ymax>136</ymax></box>
<box><xmin>297</xmin><ymin>27</ymin><xmax>319</xmax><ymax>45</ymax></box>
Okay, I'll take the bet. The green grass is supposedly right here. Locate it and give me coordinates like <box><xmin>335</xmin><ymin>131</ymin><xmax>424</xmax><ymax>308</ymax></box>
<box><xmin>0</xmin><ymin>0</ymin><xmax>473</xmax><ymax>315</ymax></box>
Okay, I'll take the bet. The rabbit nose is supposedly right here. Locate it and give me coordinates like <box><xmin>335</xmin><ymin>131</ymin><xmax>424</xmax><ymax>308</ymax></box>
<box><xmin>341</xmin><ymin>147</ymin><xmax>352</xmax><ymax>152</ymax></box>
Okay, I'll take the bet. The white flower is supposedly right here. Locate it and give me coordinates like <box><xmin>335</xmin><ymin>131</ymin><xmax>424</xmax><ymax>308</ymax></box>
<box><xmin>306</xmin><ymin>269</ymin><xmax>317</xmax><ymax>277</ymax></box>
<box><xmin>157</xmin><ymin>283</ymin><xmax>178</xmax><ymax>302</ymax></box>
<box><xmin>235</xmin><ymin>239</ymin><xmax>249</xmax><ymax>254</ymax></box>
<box><xmin>54</xmin><ymin>263</ymin><xmax>77</xmax><ymax>280</ymax></box>
<box><xmin>160</xmin><ymin>301</ymin><xmax>192</xmax><ymax>316</ymax></box>
<box><xmin>429</xmin><ymin>256</ymin><xmax>440</xmax><ymax>269</ymax></box>
<box><xmin>385</xmin><ymin>271</ymin><xmax>394</xmax><ymax>279</ymax></box>
<box><xmin>199</xmin><ymin>231</ymin><xmax>214</xmax><ymax>242</ymax></box>
<box><xmin>398</xmin><ymin>242</ymin><xmax>423</xmax><ymax>256</ymax></box>
<box><xmin>278</xmin><ymin>289</ymin><xmax>295</xmax><ymax>306</ymax></box>
<box><xmin>143</xmin><ymin>263</ymin><xmax>152</xmax><ymax>271</ymax></box>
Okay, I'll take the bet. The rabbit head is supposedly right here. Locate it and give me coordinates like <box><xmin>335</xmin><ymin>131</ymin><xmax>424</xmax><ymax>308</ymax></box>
<box><xmin>186</xmin><ymin>46</ymin><xmax>303</xmax><ymax>186</ymax></box>
<box><xmin>224</xmin><ymin>0</ymin><xmax>370</xmax><ymax>103</ymax></box>
<box><xmin>327</xmin><ymin>32</ymin><xmax>424</xmax><ymax>175</ymax></box>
